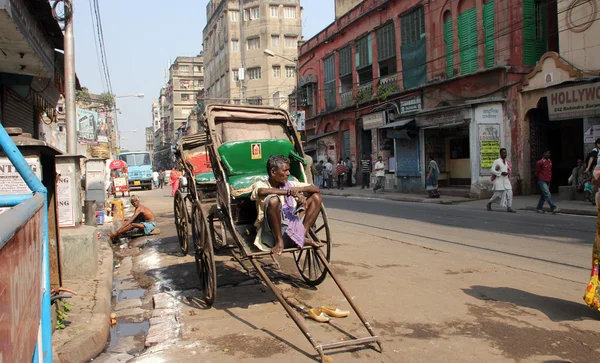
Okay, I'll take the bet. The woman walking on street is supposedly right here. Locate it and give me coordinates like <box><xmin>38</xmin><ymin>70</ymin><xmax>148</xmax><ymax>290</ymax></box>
<box><xmin>167</xmin><ymin>168</ymin><xmax>180</xmax><ymax>196</ymax></box>
<box><xmin>336</xmin><ymin>159</ymin><xmax>347</xmax><ymax>190</ymax></box>
<box><xmin>583</xmin><ymin>165</ymin><xmax>600</xmax><ymax>310</ymax></box>
<box><xmin>426</xmin><ymin>155</ymin><xmax>440</xmax><ymax>198</ymax></box>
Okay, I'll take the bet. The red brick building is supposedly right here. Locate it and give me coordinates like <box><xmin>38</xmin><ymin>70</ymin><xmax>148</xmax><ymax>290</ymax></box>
<box><xmin>299</xmin><ymin>0</ymin><xmax>556</xmax><ymax>195</ymax></box>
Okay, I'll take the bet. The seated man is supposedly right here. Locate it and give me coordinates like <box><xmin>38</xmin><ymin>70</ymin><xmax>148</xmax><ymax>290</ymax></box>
<box><xmin>250</xmin><ymin>154</ymin><xmax>323</xmax><ymax>255</ymax></box>
<box><xmin>109</xmin><ymin>195</ymin><xmax>156</xmax><ymax>241</ymax></box>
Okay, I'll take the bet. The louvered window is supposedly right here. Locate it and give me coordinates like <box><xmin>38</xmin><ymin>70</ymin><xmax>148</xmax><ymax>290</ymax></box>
<box><xmin>355</xmin><ymin>35</ymin><xmax>372</xmax><ymax>70</ymax></box>
<box><xmin>324</xmin><ymin>55</ymin><xmax>336</xmax><ymax>111</ymax></box>
<box><xmin>523</xmin><ymin>0</ymin><xmax>547</xmax><ymax>66</ymax></box>
<box><xmin>338</xmin><ymin>46</ymin><xmax>352</xmax><ymax>77</ymax></box>
<box><xmin>458</xmin><ymin>7</ymin><xmax>478</xmax><ymax>74</ymax></box>
<box><xmin>376</xmin><ymin>22</ymin><xmax>396</xmax><ymax>62</ymax></box>
<box><xmin>444</xmin><ymin>17</ymin><xmax>454</xmax><ymax>77</ymax></box>
<box><xmin>483</xmin><ymin>0</ymin><xmax>495</xmax><ymax>68</ymax></box>
<box><xmin>401</xmin><ymin>6</ymin><xmax>425</xmax><ymax>44</ymax></box>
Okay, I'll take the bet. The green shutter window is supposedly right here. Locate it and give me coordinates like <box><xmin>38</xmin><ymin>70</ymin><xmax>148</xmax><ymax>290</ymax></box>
<box><xmin>523</xmin><ymin>0</ymin><xmax>547</xmax><ymax>66</ymax></box>
<box><xmin>483</xmin><ymin>0</ymin><xmax>495</xmax><ymax>68</ymax></box>
<box><xmin>338</xmin><ymin>46</ymin><xmax>352</xmax><ymax>77</ymax></box>
<box><xmin>444</xmin><ymin>17</ymin><xmax>454</xmax><ymax>77</ymax></box>
<box><xmin>355</xmin><ymin>35</ymin><xmax>372</xmax><ymax>70</ymax></box>
<box><xmin>376</xmin><ymin>22</ymin><xmax>396</xmax><ymax>62</ymax></box>
<box><xmin>458</xmin><ymin>7</ymin><xmax>478</xmax><ymax>75</ymax></box>
<box><xmin>324</xmin><ymin>55</ymin><xmax>336</xmax><ymax>111</ymax></box>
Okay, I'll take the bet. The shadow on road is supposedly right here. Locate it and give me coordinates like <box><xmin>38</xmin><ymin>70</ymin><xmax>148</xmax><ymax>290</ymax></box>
<box><xmin>463</xmin><ymin>285</ymin><xmax>600</xmax><ymax>322</ymax></box>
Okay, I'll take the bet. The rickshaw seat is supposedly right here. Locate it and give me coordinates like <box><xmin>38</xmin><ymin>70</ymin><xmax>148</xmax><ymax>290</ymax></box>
<box><xmin>218</xmin><ymin>139</ymin><xmax>306</xmax><ymax>198</ymax></box>
<box><xmin>195</xmin><ymin>171</ymin><xmax>216</xmax><ymax>184</ymax></box>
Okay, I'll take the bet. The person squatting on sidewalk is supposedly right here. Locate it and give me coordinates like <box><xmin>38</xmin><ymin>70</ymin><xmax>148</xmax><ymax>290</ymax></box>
<box><xmin>536</xmin><ymin>150</ymin><xmax>561</xmax><ymax>214</ymax></box>
<box><xmin>486</xmin><ymin>148</ymin><xmax>516</xmax><ymax>213</ymax></box>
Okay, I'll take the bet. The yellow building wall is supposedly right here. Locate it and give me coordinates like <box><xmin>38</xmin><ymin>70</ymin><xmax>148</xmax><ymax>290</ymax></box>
<box><xmin>558</xmin><ymin>1</ymin><xmax>600</xmax><ymax>71</ymax></box>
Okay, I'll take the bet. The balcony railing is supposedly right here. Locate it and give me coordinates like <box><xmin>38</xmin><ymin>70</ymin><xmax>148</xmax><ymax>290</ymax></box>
<box><xmin>340</xmin><ymin>90</ymin><xmax>354</xmax><ymax>108</ymax></box>
<box><xmin>356</xmin><ymin>82</ymin><xmax>373</xmax><ymax>104</ymax></box>
<box><xmin>379</xmin><ymin>75</ymin><xmax>397</xmax><ymax>89</ymax></box>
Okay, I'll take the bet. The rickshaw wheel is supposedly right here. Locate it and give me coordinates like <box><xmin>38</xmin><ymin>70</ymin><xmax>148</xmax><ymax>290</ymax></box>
<box><xmin>174</xmin><ymin>191</ymin><xmax>189</xmax><ymax>255</ymax></box>
<box><xmin>208</xmin><ymin>205</ymin><xmax>227</xmax><ymax>250</ymax></box>
<box><xmin>293</xmin><ymin>205</ymin><xmax>332</xmax><ymax>286</ymax></box>
<box><xmin>191</xmin><ymin>201</ymin><xmax>217</xmax><ymax>306</ymax></box>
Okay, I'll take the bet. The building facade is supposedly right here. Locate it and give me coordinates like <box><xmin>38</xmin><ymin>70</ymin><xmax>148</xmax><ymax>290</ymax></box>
<box><xmin>299</xmin><ymin>0</ymin><xmax>556</xmax><ymax>196</ymax></box>
<box><xmin>145</xmin><ymin>127</ymin><xmax>154</xmax><ymax>153</ymax></box>
<box><xmin>166</xmin><ymin>56</ymin><xmax>204</xmax><ymax>145</ymax></box>
<box><xmin>518</xmin><ymin>0</ymin><xmax>600</xmax><ymax>195</ymax></box>
<box><xmin>203</xmin><ymin>0</ymin><xmax>301</xmax><ymax>108</ymax></box>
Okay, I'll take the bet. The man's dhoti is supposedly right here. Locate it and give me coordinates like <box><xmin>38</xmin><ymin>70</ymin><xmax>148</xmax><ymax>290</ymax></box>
<box><xmin>489</xmin><ymin>189</ymin><xmax>513</xmax><ymax>208</ymax></box>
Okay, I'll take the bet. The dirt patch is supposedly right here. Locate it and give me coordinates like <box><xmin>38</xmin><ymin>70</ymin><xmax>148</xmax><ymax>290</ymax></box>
<box><xmin>445</xmin><ymin>269</ymin><xmax>478</xmax><ymax>275</ymax></box>
<box><xmin>205</xmin><ymin>333</ymin><xmax>289</xmax><ymax>358</ymax></box>
<box><xmin>334</xmin><ymin>260</ymin><xmax>373</xmax><ymax>269</ymax></box>
<box><xmin>376</xmin><ymin>263</ymin><xmax>412</xmax><ymax>269</ymax></box>
<box><xmin>332</xmin><ymin>265</ymin><xmax>372</xmax><ymax>280</ymax></box>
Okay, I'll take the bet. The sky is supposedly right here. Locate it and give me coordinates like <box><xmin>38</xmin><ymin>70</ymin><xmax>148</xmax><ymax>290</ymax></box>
<box><xmin>73</xmin><ymin>0</ymin><xmax>335</xmax><ymax>151</ymax></box>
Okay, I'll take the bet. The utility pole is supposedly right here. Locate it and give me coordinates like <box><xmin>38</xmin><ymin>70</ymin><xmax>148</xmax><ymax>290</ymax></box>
<box><xmin>64</xmin><ymin>0</ymin><xmax>77</xmax><ymax>154</ymax></box>
<box><xmin>239</xmin><ymin>0</ymin><xmax>246</xmax><ymax>104</ymax></box>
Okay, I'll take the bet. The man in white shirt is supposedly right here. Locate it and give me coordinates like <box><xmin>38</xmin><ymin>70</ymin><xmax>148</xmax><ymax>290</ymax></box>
<box><xmin>324</xmin><ymin>158</ymin><xmax>333</xmax><ymax>189</ymax></box>
<box><xmin>152</xmin><ymin>170</ymin><xmax>159</xmax><ymax>188</ymax></box>
<box><xmin>486</xmin><ymin>148</ymin><xmax>516</xmax><ymax>213</ymax></box>
<box><xmin>373</xmin><ymin>156</ymin><xmax>385</xmax><ymax>193</ymax></box>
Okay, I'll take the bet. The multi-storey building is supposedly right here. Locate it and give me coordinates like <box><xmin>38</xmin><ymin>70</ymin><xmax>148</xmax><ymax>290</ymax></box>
<box><xmin>145</xmin><ymin>127</ymin><xmax>154</xmax><ymax>153</ymax></box>
<box><xmin>166</xmin><ymin>56</ymin><xmax>204</xmax><ymax>145</ymax></box>
<box><xmin>203</xmin><ymin>0</ymin><xmax>302</xmax><ymax>108</ymax></box>
<box><xmin>299</xmin><ymin>0</ymin><xmax>559</xmax><ymax>196</ymax></box>
<box><xmin>151</xmin><ymin>98</ymin><xmax>160</xmax><ymax>131</ymax></box>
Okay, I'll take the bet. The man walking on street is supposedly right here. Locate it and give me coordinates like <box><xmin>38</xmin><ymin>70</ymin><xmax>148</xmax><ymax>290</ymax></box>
<box><xmin>158</xmin><ymin>169</ymin><xmax>165</xmax><ymax>189</ymax></box>
<box><xmin>324</xmin><ymin>158</ymin><xmax>333</xmax><ymax>189</ymax></box>
<box><xmin>536</xmin><ymin>150</ymin><xmax>560</xmax><ymax>214</ymax></box>
<box><xmin>315</xmin><ymin>160</ymin><xmax>324</xmax><ymax>187</ymax></box>
<box><xmin>486</xmin><ymin>148</ymin><xmax>515</xmax><ymax>213</ymax></box>
<box><xmin>373</xmin><ymin>156</ymin><xmax>385</xmax><ymax>194</ymax></box>
<box><xmin>360</xmin><ymin>153</ymin><xmax>371</xmax><ymax>189</ymax></box>
<box><xmin>345</xmin><ymin>157</ymin><xmax>353</xmax><ymax>187</ymax></box>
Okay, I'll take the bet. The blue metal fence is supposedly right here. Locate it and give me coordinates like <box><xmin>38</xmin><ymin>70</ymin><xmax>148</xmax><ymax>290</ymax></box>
<box><xmin>0</xmin><ymin>124</ymin><xmax>51</xmax><ymax>362</ymax></box>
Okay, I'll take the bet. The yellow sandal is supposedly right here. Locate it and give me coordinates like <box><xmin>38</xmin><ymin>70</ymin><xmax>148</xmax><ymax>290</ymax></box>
<box><xmin>321</xmin><ymin>305</ymin><xmax>349</xmax><ymax>318</ymax></box>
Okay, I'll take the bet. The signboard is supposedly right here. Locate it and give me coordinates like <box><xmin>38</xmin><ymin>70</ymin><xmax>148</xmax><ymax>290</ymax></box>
<box><xmin>362</xmin><ymin>112</ymin><xmax>386</xmax><ymax>130</ymax></box>
<box><xmin>294</xmin><ymin>111</ymin><xmax>306</xmax><ymax>131</ymax></box>
<box><xmin>548</xmin><ymin>83</ymin><xmax>600</xmax><ymax>120</ymax></box>
<box><xmin>479</xmin><ymin>124</ymin><xmax>501</xmax><ymax>172</ymax></box>
<box><xmin>0</xmin><ymin>157</ymin><xmax>41</xmax><ymax>195</ymax></box>
<box><xmin>57</xmin><ymin>176</ymin><xmax>75</xmax><ymax>227</ymax></box>
<box><xmin>416</xmin><ymin>108</ymin><xmax>468</xmax><ymax>128</ymax></box>
<box><xmin>76</xmin><ymin>108</ymin><xmax>98</xmax><ymax>141</ymax></box>
<box><xmin>0</xmin><ymin>207</ymin><xmax>42</xmax><ymax>363</ymax></box>
<box><xmin>584</xmin><ymin>125</ymin><xmax>600</xmax><ymax>143</ymax></box>
<box><xmin>399</xmin><ymin>96</ymin><xmax>422</xmax><ymax>114</ymax></box>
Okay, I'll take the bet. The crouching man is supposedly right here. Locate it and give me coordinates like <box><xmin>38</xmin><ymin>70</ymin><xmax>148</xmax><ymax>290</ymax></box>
<box><xmin>251</xmin><ymin>155</ymin><xmax>323</xmax><ymax>255</ymax></box>
<box><xmin>109</xmin><ymin>195</ymin><xmax>156</xmax><ymax>241</ymax></box>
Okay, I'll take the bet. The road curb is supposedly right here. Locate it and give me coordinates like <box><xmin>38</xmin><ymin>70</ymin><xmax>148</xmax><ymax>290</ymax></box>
<box><xmin>523</xmin><ymin>206</ymin><xmax>597</xmax><ymax>216</ymax></box>
<box><xmin>320</xmin><ymin>190</ymin><xmax>476</xmax><ymax>205</ymax></box>
<box><xmin>53</xmin><ymin>240</ymin><xmax>114</xmax><ymax>363</ymax></box>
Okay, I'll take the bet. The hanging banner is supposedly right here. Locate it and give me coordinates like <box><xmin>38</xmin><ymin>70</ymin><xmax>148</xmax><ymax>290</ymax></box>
<box><xmin>57</xmin><ymin>175</ymin><xmax>75</xmax><ymax>227</ymax></box>
<box><xmin>76</xmin><ymin>108</ymin><xmax>98</xmax><ymax>141</ymax></box>
<box><xmin>0</xmin><ymin>157</ymin><xmax>41</xmax><ymax>195</ymax></box>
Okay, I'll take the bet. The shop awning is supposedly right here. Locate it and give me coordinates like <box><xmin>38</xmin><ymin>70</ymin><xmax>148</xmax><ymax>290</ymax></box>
<box><xmin>379</xmin><ymin>119</ymin><xmax>414</xmax><ymax>129</ymax></box>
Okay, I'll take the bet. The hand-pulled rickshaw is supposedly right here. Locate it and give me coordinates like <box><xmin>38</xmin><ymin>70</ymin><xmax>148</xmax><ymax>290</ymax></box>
<box><xmin>176</xmin><ymin>105</ymin><xmax>381</xmax><ymax>361</ymax></box>
<box><xmin>109</xmin><ymin>159</ymin><xmax>130</xmax><ymax>198</ymax></box>
<box><xmin>173</xmin><ymin>133</ymin><xmax>217</xmax><ymax>255</ymax></box>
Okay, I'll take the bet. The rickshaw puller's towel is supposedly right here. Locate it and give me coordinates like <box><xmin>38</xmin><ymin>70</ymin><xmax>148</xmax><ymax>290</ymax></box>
<box><xmin>283</xmin><ymin>181</ymin><xmax>305</xmax><ymax>248</ymax></box>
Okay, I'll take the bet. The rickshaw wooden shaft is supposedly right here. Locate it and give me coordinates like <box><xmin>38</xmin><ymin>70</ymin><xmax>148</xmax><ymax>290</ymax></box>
<box><xmin>248</xmin><ymin>248</ymin><xmax>382</xmax><ymax>362</ymax></box>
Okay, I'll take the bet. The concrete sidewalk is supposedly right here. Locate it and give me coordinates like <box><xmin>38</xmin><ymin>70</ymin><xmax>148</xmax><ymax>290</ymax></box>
<box><xmin>52</xmin><ymin>238</ymin><xmax>114</xmax><ymax>363</ymax></box>
<box><xmin>321</xmin><ymin>186</ymin><xmax>598</xmax><ymax>216</ymax></box>
<box><xmin>320</xmin><ymin>186</ymin><xmax>476</xmax><ymax>204</ymax></box>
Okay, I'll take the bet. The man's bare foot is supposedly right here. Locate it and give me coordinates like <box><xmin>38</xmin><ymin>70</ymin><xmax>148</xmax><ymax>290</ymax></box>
<box><xmin>304</xmin><ymin>237</ymin><xmax>323</xmax><ymax>248</ymax></box>
<box><xmin>271</xmin><ymin>241</ymin><xmax>285</xmax><ymax>256</ymax></box>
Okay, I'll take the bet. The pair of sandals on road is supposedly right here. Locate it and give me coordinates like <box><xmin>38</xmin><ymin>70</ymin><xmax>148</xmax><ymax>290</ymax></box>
<box><xmin>308</xmin><ymin>305</ymin><xmax>350</xmax><ymax>323</ymax></box>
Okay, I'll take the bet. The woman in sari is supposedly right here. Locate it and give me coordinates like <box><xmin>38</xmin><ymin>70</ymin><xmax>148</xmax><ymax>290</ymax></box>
<box><xmin>583</xmin><ymin>165</ymin><xmax>600</xmax><ymax>310</ymax></box>
<box><xmin>426</xmin><ymin>155</ymin><xmax>440</xmax><ymax>198</ymax></box>
<box><xmin>167</xmin><ymin>168</ymin><xmax>180</xmax><ymax>197</ymax></box>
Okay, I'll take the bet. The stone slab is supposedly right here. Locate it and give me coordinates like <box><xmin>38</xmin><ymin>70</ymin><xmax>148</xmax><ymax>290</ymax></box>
<box><xmin>59</xmin><ymin>225</ymin><xmax>98</xmax><ymax>279</ymax></box>
<box><xmin>115</xmin><ymin>298</ymin><xmax>143</xmax><ymax>311</ymax></box>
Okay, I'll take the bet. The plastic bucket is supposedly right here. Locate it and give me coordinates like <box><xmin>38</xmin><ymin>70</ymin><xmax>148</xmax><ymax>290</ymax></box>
<box><xmin>96</xmin><ymin>210</ymin><xmax>105</xmax><ymax>225</ymax></box>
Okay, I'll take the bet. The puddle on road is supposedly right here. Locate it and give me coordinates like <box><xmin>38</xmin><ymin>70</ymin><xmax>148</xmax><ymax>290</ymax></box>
<box><xmin>112</xmin><ymin>285</ymin><xmax>145</xmax><ymax>303</ymax></box>
<box><xmin>107</xmin><ymin>321</ymin><xmax>149</xmax><ymax>350</ymax></box>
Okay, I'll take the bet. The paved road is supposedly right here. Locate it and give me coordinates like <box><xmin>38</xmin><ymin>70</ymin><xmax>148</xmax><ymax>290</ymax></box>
<box><xmin>99</xmin><ymin>189</ymin><xmax>600</xmax><ymax>363</ymax></box>
<box><xmin>323</xmin><ymin>195</ymin><xmax>595</xmax><ymax>283</ymax></box>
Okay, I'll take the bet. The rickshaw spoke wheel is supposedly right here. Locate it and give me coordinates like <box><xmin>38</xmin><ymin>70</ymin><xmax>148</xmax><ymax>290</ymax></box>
<box><xmin>174</xmin><ymin>191</ymin><xmax>189</xmax><ymax>255</ymax></box>
<box><xmin>293</xmin><ymin>205</ymin><xmax>332</xmax><ymax>286</ymax></box>
<box><xmin>191</xmin><ymin>201</ymin><xmax>217</xmax><ymax>306</ymax></box>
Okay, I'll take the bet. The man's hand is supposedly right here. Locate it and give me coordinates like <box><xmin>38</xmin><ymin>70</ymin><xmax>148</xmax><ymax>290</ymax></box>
<box><xmin>272</xmin><ymin>241</ymin><xmax>284</xmax><ymax>256</ymax></box>
<box><xmin>287</xmin><ymin>187</ymin><xmax>303</xmax><ymax>196</ymax></box>
<box><xmin>296</xmin><ymin>194</ymin><xmax>307</xmax><ymax>208</ymax></box>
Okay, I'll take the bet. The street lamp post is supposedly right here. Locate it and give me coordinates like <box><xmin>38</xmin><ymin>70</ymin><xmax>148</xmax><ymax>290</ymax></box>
<box><xmin>264</xmin><ymin>49</ymin><xmax>301</xmax><ymax>135</ymax></box>
<box><xmin>112</xmin><ymin>93</ymin><xmax>144</xmax><ymax>151</ymax></box>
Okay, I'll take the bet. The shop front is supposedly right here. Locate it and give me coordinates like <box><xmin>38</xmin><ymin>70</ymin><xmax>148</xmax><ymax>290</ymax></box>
<box><xmin>519</xmin><ymin>53</ymin><xmax>600</xmax><ymax>194</ymax></box>
<box><xmin>361</xmin><ymin>111</ymin><xmax>396</xmax><ymax>188</ymax></box>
